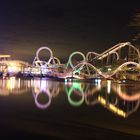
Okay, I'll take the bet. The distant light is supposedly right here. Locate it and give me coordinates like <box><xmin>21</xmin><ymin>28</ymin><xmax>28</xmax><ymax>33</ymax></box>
<box><xmin>95</xmin><ymin>79</ymin><xmax>98</xmax><ymax>83</ymax></box>
<box><xmin>95</xmin><ymin>79</ymin><xmax>101</xmax><ymax>89</ymax></box>
<box><xmin>122</xmin><ymin>80</ymin><xmax>126</xmax><ymax>83</ymax></box>
<box><xmin>72</xmin><ymin>82</ymin><xmax>81</xmax><ymax>89</ymax></box>
<box><xmin>98</xmin><ymin>96</ymin><xmax>106</xmax><ymax>105</ymax></box>
<box><xmin>8</xmin><ymin>66</ymin><xmax>18</xmax><ymax>73</ymax></box>
<box><xmin>40</xmin><ymin>80</ymin><xmax>47</xmax><ymax>91</ymax></box>
<box><xmin>107</xmin><ymin>80</ymin><xmax>111</xmax><ymax>94</ymax></box>
<box><xmin>98</xmin><ymin>96</ymin><xmax>126</xmax><ymax>118</ymax></box>
<box><xmin>109</xmin><ymin>104</ymin><xmax>126</xmax><ymax>118</ymax></box>
<box><xmin>18</xmin><ymin>78</ymin><xmax>21</xmax><ymax>89</ymax></box>
<box><xmin>7</xmin><ymin>77</ymin><xmax>16</xmax><ymax>91</ymax></box>
<box><xmin>108</xmin><ymin>68</ymin><xmax>112</xmax><ymax>71</ymax></box>
<box><xmin>69</xmin><ymin>78</ymin><xmax>72</xmax><ymax>82</ymax></box>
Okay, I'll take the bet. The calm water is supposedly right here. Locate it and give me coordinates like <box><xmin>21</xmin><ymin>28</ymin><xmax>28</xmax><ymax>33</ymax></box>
<box><xmin>0</xmin><ymin>77</ymin><xmax>140</xmax><ymax>139</ymax></box>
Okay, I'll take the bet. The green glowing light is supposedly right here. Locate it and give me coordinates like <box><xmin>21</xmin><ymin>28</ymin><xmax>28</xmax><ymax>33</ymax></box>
<box><xmin>68</xmin><ymin>88</ymin><xmax>84</xmax><ymax>106</ymax></box>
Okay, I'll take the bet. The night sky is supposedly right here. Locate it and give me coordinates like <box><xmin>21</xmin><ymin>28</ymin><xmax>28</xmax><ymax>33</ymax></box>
<box><xmin>0</xmin><ymin>0</ymin><xmax>140</xmax><ymax>62</ymax></box>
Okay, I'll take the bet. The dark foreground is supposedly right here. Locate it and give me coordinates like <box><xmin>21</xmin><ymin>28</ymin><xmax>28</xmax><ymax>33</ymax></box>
<box><xmin>1</xmin><ymin>122</ymin><xmax>140</xmax><ymax>140</ymax></box>
<box><xmin>0</xmin><ymin>96</ymin><xmax>140</xmax><ymax>140</ymax></box>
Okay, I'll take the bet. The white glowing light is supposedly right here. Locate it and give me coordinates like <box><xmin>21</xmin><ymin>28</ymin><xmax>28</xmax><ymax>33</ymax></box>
<box><xmin>107</xmin><ymin>80</ymin><xmax>111</xmax><ymax>94</ymax></box>
<box><xmin>108</xmin><ymin>68</ymin><xmax>112</xmax><ymax>71</ymax></box>
<box><xmin>95</xmin><ymin>79</ymin><xmax>101</xmax><ymax>89</ymax></box>
<box><xmin>65</xmin><ymin>79</ymin><xmax>68</xmax><ymax>83</ymax></box>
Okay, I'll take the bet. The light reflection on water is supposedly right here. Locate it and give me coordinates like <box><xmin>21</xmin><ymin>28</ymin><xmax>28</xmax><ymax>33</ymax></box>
<box><xmin>0</xmin><ymin>77</ymin><xmax>140</xmax><ymax>118</ymax></box>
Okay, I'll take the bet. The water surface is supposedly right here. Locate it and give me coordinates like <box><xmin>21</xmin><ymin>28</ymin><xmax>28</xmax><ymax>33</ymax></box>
<box><xmin>0</xmin><ymin>77</ymin><xmax>140</xmax><ymax>139</ymax></box>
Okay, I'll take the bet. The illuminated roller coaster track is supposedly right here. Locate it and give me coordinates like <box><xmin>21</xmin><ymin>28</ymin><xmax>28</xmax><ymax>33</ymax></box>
<box><xmin>32</xmin><ymin>46</ymin><xmax>61</xmax><ymax>67</ymax></box>
<box><xmin>71</xmin><ymin>48</ymin><xmax>140</xmax><ymax>79</ymax></box>
<box><xmin>30</xmin><ymin>42</ymin><xmax>140</xmax><ymax>80</ymax></box>
<box><xmin>93</xmin><ymin>42</ymin><xmax>140</xmax><ymax>61</ymax></box>
<box><xmin>65</xmin><ymin>61</ymin><xmax>140</xmax><ymax>80</ymax></box>
<box><xmin>0</xmin><ymin>42</ymin><xmax>140</xmax><ymax>80</ymax></box>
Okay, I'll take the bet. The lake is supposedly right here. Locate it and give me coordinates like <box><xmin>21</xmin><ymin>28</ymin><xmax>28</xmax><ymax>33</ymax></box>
<box><xmin>0</xmin><ymin>77</ymin><xmax>140</xmax><ymax>139</ymax></box>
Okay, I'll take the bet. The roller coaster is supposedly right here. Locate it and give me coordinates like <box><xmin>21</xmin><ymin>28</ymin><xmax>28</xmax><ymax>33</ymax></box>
<box><xmin>0</xmin><ymin>42</ymin><xmax>140</xmax><ymax>81</ymax></box>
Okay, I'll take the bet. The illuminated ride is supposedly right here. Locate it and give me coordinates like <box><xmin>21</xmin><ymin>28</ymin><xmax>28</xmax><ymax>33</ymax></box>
<box><xmin>31</xmin><ymin>46</ymin><xmax>65</xmax><ymax>77</ymax></box>
<box><xmin>92</xmin><ymin>42</ymin><xmax>140</xmax><ymax>63</ymax></box>
<box><xmin>0</xmin><ymin>42</ymin><xmax>140</xmax><ymax>81</ymax></box>
<box><xmin>29</xmin><ymin>42</ymin><xmax>140</xmax><ymax>81</ymax></box>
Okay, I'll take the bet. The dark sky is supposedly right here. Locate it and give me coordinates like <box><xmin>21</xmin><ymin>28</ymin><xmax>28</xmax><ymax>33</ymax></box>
<box><xmin>0</xmin><ymin>0</ymin><xmax>140</xmax><ymax>62</ymax></box>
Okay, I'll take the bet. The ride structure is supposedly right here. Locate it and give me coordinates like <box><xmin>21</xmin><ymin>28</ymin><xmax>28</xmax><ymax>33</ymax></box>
<box><xmin>0</xmin><ymin>42</ymin><xmax>140</xmax><ymax>81</ymax></box>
